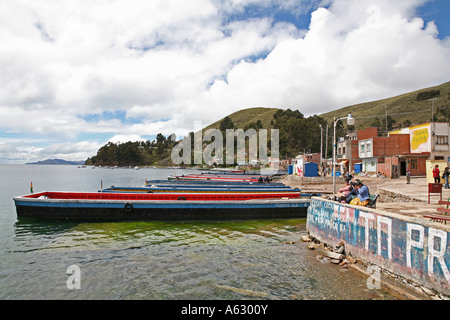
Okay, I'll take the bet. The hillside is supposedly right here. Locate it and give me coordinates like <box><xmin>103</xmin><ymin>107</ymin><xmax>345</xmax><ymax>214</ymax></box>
<box><xmin>203</xmin><ymin>82</ymin><xmax>450</xmax><ymax>136</ymax></box>
<box><xmin>320</xmin><ymin>81</ymin><xmax>450</xmax><ymax>132</ymax></box>
<box><xmin>200</xmin><ymin>107</ymin><xmax>325</xmax><ymax>159</ymax></box>
<box><xmin>86</xmin><ymin>81</ymin><xmax>450</xmax><ymax>166</ymax></box>
<box><xmin>204</xmin><ymin>107</ymin><xmax>279</xmax><ymax>132</ymax></box>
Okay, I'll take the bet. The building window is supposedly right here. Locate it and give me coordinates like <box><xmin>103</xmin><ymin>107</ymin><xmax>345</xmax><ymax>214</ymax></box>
<box><xmin>378</xmin><ymin>157</ymin><xmax>385</xmax><ymax>163</ymax></box>
<box><xmin>361</xmin><ymin>144</ymin><xmax>365</xmax><ymax>153</ymax></box>
<box><xmin>410</xmin><ymin>159</ymin><xmax>417</xmax><ymax>170</ymax></box>
<box><xmin>436</xmin><ymin>135</ymin><xmax>448</xmax><ymax>145</ymax></box>
<box><xmin>435</xmin><ymin>156</ymin><xmax>444</xmax><ymax>160</ymax></box>
<box><xmin>343</xmin><ymin>147</ymin><xmax>346</xmax><ymax>154</ymax></box>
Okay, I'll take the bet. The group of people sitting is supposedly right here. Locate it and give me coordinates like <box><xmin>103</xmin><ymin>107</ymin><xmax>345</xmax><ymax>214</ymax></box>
<box><xmin>258</xmin><ymin>176</ymin><xmax>272</xmax><ymax>183</ymax></box>
<box><xmin>335</xmin><ymin>177</ymin><xmax>371</xmax><ymax>206</ymax></box>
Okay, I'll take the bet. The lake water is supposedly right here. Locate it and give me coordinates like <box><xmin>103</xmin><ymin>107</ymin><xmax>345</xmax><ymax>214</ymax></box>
<box><xmin>0</xmin><ymin>164</ymin><xmax>394</xmax><ymax>301</ymax></box>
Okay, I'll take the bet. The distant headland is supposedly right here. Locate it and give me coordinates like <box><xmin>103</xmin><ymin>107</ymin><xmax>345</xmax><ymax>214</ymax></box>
<box><xmin>25</xmin><ymin>159</ymin><xmax>85</xmax><ymax>165</ymax></box>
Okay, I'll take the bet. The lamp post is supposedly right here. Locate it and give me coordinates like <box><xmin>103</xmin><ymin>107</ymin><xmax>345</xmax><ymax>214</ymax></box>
<box><xmin>319</xmin><ymin>124</ymin><xmax>323</xmax><ymax>174</ymax></box>
<box><xmin>333</xmin><ymin>112</ymin><xmax>355</xmax><ymax>199</ymax></box>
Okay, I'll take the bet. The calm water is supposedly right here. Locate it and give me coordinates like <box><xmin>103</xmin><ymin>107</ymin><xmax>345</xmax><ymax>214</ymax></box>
<box><xmin>0</xmin><ymin>165</ymin><xmax>394</xmax><ymax>300</ymax></box>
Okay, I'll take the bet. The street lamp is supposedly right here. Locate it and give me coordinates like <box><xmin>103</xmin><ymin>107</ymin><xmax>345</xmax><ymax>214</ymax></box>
<box><xmin>319</xmin><ymin>124</ymin><xmax>323</xmax><ymax>174</ymax></box>
<box><xmin>333</xmin><ymin>112</ymin><xmax>355</xmax><ymax>199</ymax></box>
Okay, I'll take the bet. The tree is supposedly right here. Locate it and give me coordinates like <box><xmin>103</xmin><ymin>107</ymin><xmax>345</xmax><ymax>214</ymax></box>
<box><xmin>386</xmin><ymin>115</ymin><xmax>396</xmax><ymax>131</ymax></box>
<box><xmin>271</xmin><ymin>109</ymin><xmax>324</xmax><ymax>157</ymax></box>
<box><xmin>402</xmin><ymin>119</ymin><xmax>412</xmax><ymax>128</ymax></box>
<box><xmin>416</xmin><ymin>89</ymin><xmax>440</xmax><ymax>101</ymax></box>
<box><xmin>219</xmin><ymin>116</ymin><xmax>234</xmax><ymax>132</ymax></box>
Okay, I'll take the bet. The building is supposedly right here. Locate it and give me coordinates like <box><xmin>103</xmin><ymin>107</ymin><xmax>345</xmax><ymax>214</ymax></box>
<box><xmin>336</xmin><ymin>122</ymin><xmax>450</xmax><ymax>178</ymax></box>
<box><xmin>337</xmin><ymin>127</ymin><xmax>378</xmax><ymax>174</ymax></box>
<box><xmin>390</xmin><ymin>122</ymin><xmax>450</xmax><ymax>161</ymax></box>
<box><xmin>268</xmin><ymin>157</ymin><xmax>292</xmax><ymax>171</ymax></box>
<box><xmin>303</xmin><ymin>153</ymin><xmax>321</xmax><ymax>164</ymax></box>
<box><xmin>292</xmin><ymin>155</ymin><xmax>319</xmax><ymax>177</ymax></box>
<box><xmin>388</xmin><ymin>122</ymin><xmax>450</xmax><ymax>177</ymax></box>
<box><xmin>358</xmin><ymin>134</ymin><xmax>417</xmax><ymax>177</ymax></box>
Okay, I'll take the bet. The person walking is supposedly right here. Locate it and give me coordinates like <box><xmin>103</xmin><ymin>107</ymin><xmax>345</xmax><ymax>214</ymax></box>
<box><xmin>406</xmin><ymin>168</ymin><xmax>411</xmax><ymax>184</ymax></box>
<box><xmin>433</xmin><ymin>165</ymin><xmax>441</xmax><ymax>184</ymax></box>
<box><xmin>444</xmin><ymin>167</ymin><xmax>450</xmax><ymax>189</ymax></box>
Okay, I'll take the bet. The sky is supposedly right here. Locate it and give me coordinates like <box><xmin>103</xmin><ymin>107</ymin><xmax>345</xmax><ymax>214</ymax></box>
<box><xmin>0</xmin><ymin>0</ymin><xmax>450</xmax><ymax>163</ymax></box>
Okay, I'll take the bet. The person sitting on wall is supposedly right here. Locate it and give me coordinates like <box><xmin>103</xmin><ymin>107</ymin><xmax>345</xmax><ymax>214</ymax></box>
<box><xmin>345</xmin><ymin>181</ymin><xmax>358</xmax><ymax>203</ymax></box>
<box><xmin>335</xmin><ymin>178</ymin><xmax>353</xmax><ymax>202</ymax></box>
<box><xmin>349</xmin><ymin>180</ymin><xmax>370</xmax><ymax>206</ymax></box>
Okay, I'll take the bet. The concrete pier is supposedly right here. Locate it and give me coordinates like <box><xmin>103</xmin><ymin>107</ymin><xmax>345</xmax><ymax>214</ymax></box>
<box><xmin>306</xmin><ymin>197</ymin><xmax>450</xmax><ymax>299</ymax></box>
<box><xmin>282</xmin><ymin>175</ymin><xmax>450</xmax><ymax>299</ymax></box>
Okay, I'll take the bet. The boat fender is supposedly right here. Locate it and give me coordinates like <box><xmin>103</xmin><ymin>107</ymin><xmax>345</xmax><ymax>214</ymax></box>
<box><xmin>177</xmin><ymin>196</ymin><xmax>186</xmax><ymax>201</ymax></box>
<box><xmin>123</xmin><ymin>202</ymin><xmax>134</xmax><ymax>213</ymax></box>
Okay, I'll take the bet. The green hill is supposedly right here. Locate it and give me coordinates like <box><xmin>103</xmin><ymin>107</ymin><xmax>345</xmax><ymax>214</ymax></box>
<box><xmin>86</xmin><ymin>81</ymin><xmax>450</xmax><ymax>166</ymax></box>
<box><xmin>194</xmin><ymin>81</ymin><xmax>450</xmax><ymax>163</ymax></box>
<box><xmin>205</xmin><ymin>81</ymin><xmax>450</xmax><ymax>135</ymax></box>
<box><xmin>201</xmin><ymin>107</ymin><xmax>325</xmax><ymax>159</ymax></box>
<box><xmin>204</xmin><ymin>107</ymin><xmax>279</xmax><ymax>132</ymax></box>
<box><xmin>320</xmin><ymin>81</ymin><xmax>450</xmax><ymax>132</ymax></box>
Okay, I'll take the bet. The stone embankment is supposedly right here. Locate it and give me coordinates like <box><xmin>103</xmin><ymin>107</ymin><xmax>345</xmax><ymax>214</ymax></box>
<box><xmin>299</xmin><ymin>234</ymin><xmax>446</xmax><ymax>300</ymax></box>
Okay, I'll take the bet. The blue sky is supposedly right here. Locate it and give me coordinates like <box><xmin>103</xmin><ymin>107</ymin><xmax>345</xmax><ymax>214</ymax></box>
<box><xmin>417</xmin><ymin>0</ymin><xmax>450</xmax><ymax>40</ymax></box>
<box><xmin>0</xmin><ymin>0</ymin><xmax>449</xmax><ymax>163</ymax></box>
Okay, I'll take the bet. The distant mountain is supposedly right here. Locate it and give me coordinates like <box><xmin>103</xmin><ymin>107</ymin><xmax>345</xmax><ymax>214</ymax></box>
<box><xmin>26</xmin><ymin>159</ymin><xmax>85</xmax><ymax>165</ymax></box>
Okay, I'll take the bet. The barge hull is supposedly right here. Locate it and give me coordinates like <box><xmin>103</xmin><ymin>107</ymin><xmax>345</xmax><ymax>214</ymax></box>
<box><xmin>15</xmin><ymin>199</ymin><xmax>310</xmax><ymax>221</ymax></box>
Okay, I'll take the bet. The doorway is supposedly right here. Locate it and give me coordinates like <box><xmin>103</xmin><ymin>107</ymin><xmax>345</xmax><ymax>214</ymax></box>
<box><xmin>400</xmin><ymin>160</ymin><xmax>407</xmax><ymax>176</ymax></box>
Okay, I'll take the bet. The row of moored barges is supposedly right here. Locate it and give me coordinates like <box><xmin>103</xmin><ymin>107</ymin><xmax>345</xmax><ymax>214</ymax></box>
<box><xmin>14</xmin><ymin>171</ymin><xmax>317</xmax><ymax>221</ymax></box>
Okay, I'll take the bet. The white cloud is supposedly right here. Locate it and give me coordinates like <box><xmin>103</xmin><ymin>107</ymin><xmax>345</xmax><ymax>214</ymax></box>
<box><xmin>0</xmin><ymin>140</ymin><xmax>102</xmax><ymax>164</ymax></box>
<box><xmin>0</xmin><ymin>0</ymin><xmax>449</xmax><ymax>162</ymax></box>
<box><xmin>205</xmin><ymin>0</ymin><xmax>450</xmax><ymax>114</ymax></box>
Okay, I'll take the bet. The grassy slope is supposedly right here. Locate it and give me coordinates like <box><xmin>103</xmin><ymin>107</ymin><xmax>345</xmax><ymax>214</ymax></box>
<box><xmin>202</xmin><ymin>82</ymin><xmax>450</xmax><ymax>132</ymax></box>
<box><xmin>203</xmin><ymin>107</ymin><xmax>279</xmax><ymax>131</ymax></box>
<box><xmin>320</xmin><ymin>81</ymin><xmax>450</xmax><ymax>129</ymax></box>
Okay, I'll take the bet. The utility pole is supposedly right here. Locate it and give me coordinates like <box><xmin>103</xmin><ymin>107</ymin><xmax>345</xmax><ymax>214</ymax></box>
<box><xmin>428</xmin><ymin>97</ymin><xmax>437</xmax><ymax>152</ymax></box>
<box><xmin>385</xmin><ymin>105</ymin><xmax>388</xmax><ymax>134</ymax></box>
<box><xmin>381</xmin><ymin>104</ymin><xmax>389</xmax><ymax>136</ymax></box>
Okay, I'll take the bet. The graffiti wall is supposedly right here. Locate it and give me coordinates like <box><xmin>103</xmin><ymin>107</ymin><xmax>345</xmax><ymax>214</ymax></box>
<box><xmin>307</xmin><ymin>198</ymin><xmax>450</xmax><ymax>294</ymax></box>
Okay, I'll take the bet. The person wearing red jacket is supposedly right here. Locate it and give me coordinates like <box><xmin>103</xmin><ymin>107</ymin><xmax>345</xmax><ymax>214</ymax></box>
<box><xmin>433</xmin><ymin>165</ymin><xmax>441</xmax><ymax>183</ymax></box>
